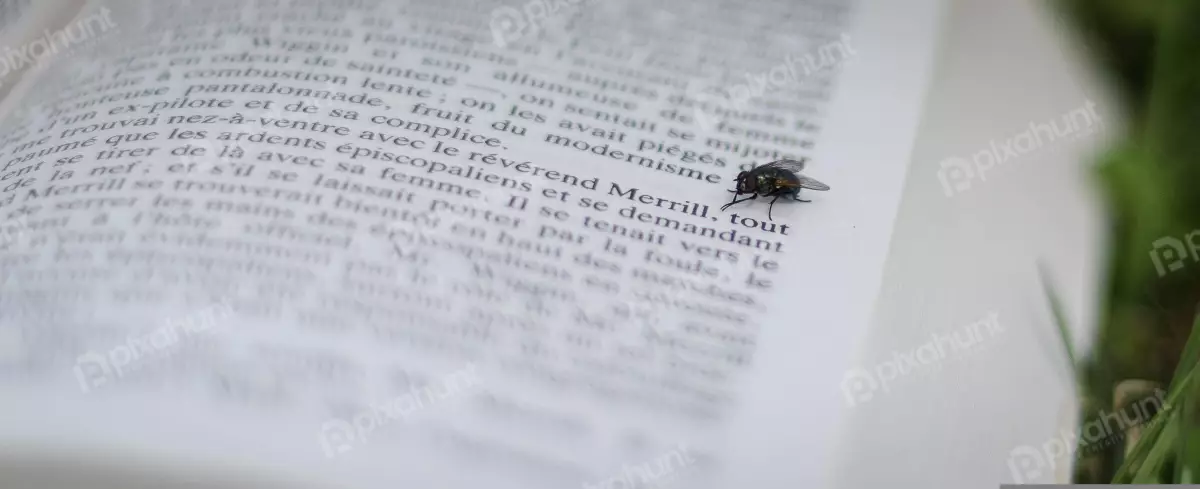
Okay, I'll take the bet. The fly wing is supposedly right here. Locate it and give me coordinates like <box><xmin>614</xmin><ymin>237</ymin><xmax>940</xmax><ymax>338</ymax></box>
<box><xmin>797</xmin><ymin>174</ymin><xmax>830</xmax><ymax>191</ymax></box>
<box><xmin>759</xmin><ymin>159</ymin><xmax>807</xmax><ymax>173</ymax></box>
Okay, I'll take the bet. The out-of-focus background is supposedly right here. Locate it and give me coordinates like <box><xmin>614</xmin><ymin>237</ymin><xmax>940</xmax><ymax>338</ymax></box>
<box><xmin>846</xmin><ymin>0</ymin><xmax>1200</xmax><ymax>487</ymax></box>
<box><xmin>839</xmin><ymin>0</ymin><xmax>1111</xmax><ymax>486</ymax></box>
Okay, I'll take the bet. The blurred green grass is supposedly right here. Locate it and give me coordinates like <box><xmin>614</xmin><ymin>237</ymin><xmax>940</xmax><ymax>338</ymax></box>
<box><xmin>1051</xmin><ymin>0</ymin><xmax>1200</xmax><ymax>483</ymax></box>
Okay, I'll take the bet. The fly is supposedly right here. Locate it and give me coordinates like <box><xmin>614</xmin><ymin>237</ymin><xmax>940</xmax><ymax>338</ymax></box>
<box><xmin>720</xmin><ymin>159</ymin><xmax>830</xmax><ymax>220</ymax></box>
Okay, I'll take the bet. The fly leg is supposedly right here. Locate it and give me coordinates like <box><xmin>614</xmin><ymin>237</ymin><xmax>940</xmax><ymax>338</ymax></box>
<box><xmin>765</xmin><ymin>188</ymin><xmax>793</xmax><ymax>220</ymax></box>
<box><xmin>721</xmin><ymin>193</ymin><xmax>757</xmax><ymax>211</ymax></box>
<box><xmin>792</xmin><ymin>189</ymin><xmax>811</xmax><ymax>203</ymax></box>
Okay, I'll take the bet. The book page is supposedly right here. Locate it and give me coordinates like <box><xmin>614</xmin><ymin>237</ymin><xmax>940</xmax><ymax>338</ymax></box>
<box><xmin>0</xmin><ymin>0</ymin><xmax>34</xmax><ymax>32</ymax></box>
<box><xmin>0</xmin><ymin>0</ymin><xmax>93</xmax><ymax>99</ymax></box>
<box><xmin>0</xmin><ymin>0</ymin><xmax>943</xmax><ymax>488</ymax></box>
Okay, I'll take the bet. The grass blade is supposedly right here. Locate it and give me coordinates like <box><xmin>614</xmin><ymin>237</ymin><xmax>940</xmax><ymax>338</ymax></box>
<box><xmin>1170</xmin><ymin>307</ymin><xmax>1200</xmax><ymax>391</ymax></box>
<box><xmin>1173</xmin><ymin>309</ymin><xmax>1200</xmax><ymax>482</ymax></box>
<box><xmin>1113</xmin><ymin>310</ymin><xmax>1200</xmax><ymax>482</ymax></box>
<box><xmin>1112</xmin><ymin>383</ymin><xmax>1180</xmax><ymax>482</ymax></box>
<box><xmin>1177</xmin><ymin>386</ymin><xmax>1199</xmax><ymax>483</ymax></box>
<box><xmin>1132</xmin><ymin>415</ymin><xmax>1178</xmax><ymax>483</ymax></box>
<box><xmin>1039</xmin><ymin>263</ymin><xmax>1078</xmax><ymax>372</ymax></box>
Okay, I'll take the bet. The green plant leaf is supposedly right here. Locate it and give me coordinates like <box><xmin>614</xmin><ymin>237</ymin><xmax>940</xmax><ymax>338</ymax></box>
<box><xmin>1113</xmin><ymin>311</ymin><xmax>1200</xmax><ymax>482</ymax></box>
<box><xmin>1132</xmin><ymin>415</ymin><xmax>1178</xmax><ymax>483</ymax></box>
<box><xmin>1177</xmin><ymin>387</ymin><xmax>1199</xmax><ymax>483</ymax></box>
<box><xmin>1170</xmin><ymin>308</ymin><xmax>1200</xmax><ymax>390</ymax></box>
<box><xmin>1112</xmin><ymin>385</ymin><xmax>1178</xmax><ymax>483</ymax></box>
<box><xmin>1175</xmin><ymin>310</ymin><xmax>1200</xmax><ymax>483</ymax></box>
<box><xmin>1039</xmin><ymin>263</ymin><xmax>1078</xmax><ymax>376</ymax></box>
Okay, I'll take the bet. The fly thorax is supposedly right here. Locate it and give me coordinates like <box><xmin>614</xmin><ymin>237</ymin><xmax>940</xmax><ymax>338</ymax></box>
<box><xmin>757</xmin><ymin>174</ymin><xmax>774</xmax><ymax>193</ymax></box>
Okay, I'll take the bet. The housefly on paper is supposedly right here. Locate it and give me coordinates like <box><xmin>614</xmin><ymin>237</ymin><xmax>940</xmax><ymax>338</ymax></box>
<box><xmin>720</xmin><ymin>159</ymin><xmax>830</xmax><ymax>220</ymax></box>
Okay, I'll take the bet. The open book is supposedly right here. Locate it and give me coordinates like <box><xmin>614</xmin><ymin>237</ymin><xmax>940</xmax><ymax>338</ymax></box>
<box><xmin>0</xmin><ymin>0</ymin><xmax>944</xmax><ymax>487</ymax></box>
